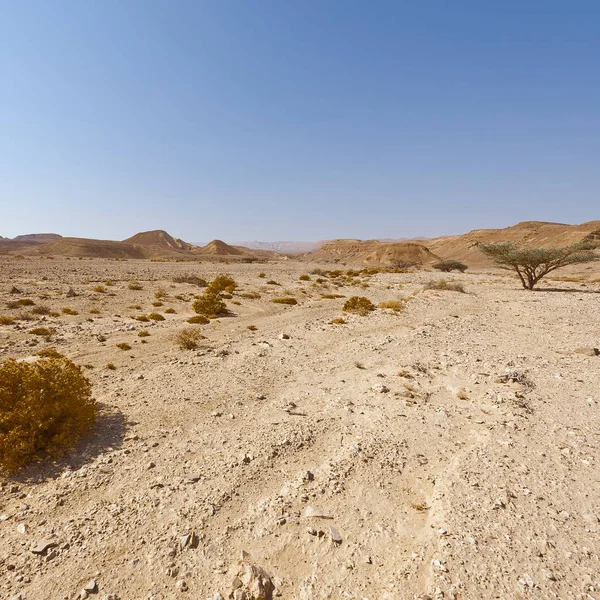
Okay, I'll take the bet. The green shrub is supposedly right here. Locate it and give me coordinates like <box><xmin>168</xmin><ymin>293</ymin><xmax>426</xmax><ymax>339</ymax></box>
<box><xmin>433</xmin><ymin>260</ymin><xmax>468</xmax><ymax>273</ymax></box>
<box><xmin>343</xmin><ymin>296</ymin><xmax>375</xmax><ymax>315</ymax></box>
<box><xmin>272</xmin><ymin>297</ymin><xmax>297</xmax><ymax>305</ymax></box>
<box><xmin>175</xmin><ymin>327</ymin><xmax>205</xmax><ymax>350</ymax></box>
<box><xmin>192</xmin><ymin>291</ymin><xmax>228</xmax><ymax>318</ymax></box>
<box><xmin>0</xmin><ymin>357</ymin><xmax>96</xmax><ymax>473</ymax></box>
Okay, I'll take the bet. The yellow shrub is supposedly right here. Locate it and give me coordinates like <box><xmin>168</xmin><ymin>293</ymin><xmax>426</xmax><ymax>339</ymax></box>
<box><xmin>343</xmin><ymin>296</ymin><xmax>375</xmax><ymax>315</ymax></box>
<box><xmin>0</xmin><ymin>316</ymin><xmax>14</xmax><ymax>325</ymax></box>
<box><xmin>0</xmin><ymin>358</ymin><xmax>96</xmax><ymax>472</ymax></box>
<box><xmin>192</xmin><ymin>292</ymin><xmax>227</xmax><ymax>318</ymax></box>
<box><xmin>272</xmin><ymin>297</ymin><xmax>297</xmax><ymax>305</ymax></box>
<box><xmin>209</xmin><ymin>274</ymin><xmax>237</xmax><ymax>294</ymax></box>
<box><xmin>187</xmin><ymin>315</ymin><xmax>210</xmax><ymax>325</ymax></box>
<box><xmin>175</xmin><ymin>327</ymin><xmax>205</xmax><ymax>350</ymax></box>
<box><xmin>148</xmin><ymin>312</ymin><xmax>165</xmax><ymax>321</ymax></box>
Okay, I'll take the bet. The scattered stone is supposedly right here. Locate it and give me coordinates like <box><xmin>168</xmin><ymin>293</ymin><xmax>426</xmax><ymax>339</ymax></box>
<box><xmin>302</xmin><ymin>505</ymin><xmax>333</xmax><ymax>519</ymax></box>
<box><xmin>229</xmin><ymin>560</ymin><xmax>274</xmax><ymax>600</ymax></box>
<box><xmin>574</xmin><ymin>347</ymin><xmax>599</xmax><ymax>356</ymax></box>
<box><xmin>278</xmin><ymin>333</ymin><xmax>290</xmax><ymax>340</ymax></box>
<box><xmin>329</xmin><ymin>526</ymin><xmax>342</xmax><ymax>544</ymax></box>
<box><xmin>176</xmin><ymin>580</ymin><xmax>188</xmax><ymax>592</ymax></box>
<box><xmin>84</xmin><ymin>579</ymin><xmax>98</xmax><ymax>593</ymax></box>
<box><xmin>17</xmin><ymin>523</ymin><xmax>28</xmax><ymax>535</ymax></box>
<box><xmin>66</xmin><ymin>287</ymin><xmax>78</xmax><ymax>297</ymax></box>
<box><xmin>184</xmin><ymin>474</ymin><xmax>201</xmax><ymax>483</ymax></box>
<box><xmin>372</xmin><ymin>384</ymin><xmax>390</xmax><ymax>393</ymax></box>
<box><xmin>179</xmin><ymin>531</ymin><xmax>199</xmax><ymax>549</ymax></box>
<box><xmin>147</xmin><ymin>461</ymin><xmax>156</xmax><ymax>469</ymax></box>
<box><xmin>431</xmin><ymin>559</ymin><xmax>448</xmax><ymax>572</ymax></box>
<box><xmin>30</xmin><ymin>539</ymin><xmax>57</xmax><ymax>555</ymax></box>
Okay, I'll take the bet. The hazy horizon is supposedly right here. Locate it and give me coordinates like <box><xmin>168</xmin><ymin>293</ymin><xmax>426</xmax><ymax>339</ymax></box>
<box><xmin>2</xmin><ymin>2</ymin><xmax>599</xmax><ymax>241</ymax></box>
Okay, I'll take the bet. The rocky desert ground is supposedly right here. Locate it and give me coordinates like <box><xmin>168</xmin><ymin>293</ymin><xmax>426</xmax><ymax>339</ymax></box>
<box><xmin>1</xmin><ymin>255</ymin><xmax>600</xmax><ymax>600</ymax></box>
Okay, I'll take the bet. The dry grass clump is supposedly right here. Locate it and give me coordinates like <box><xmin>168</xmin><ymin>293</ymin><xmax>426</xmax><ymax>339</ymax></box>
<box><xmin>29</xmin><ymin>327</ymin><xmax>54</xmax><ymax>337</ymax></box>
<box><xmin>116</xmin><ymin>342</ymin><xmax>131</xmax><ymax>351</ymax></box>
<box><xmin>187</xmin><ymin>315</ymin><xmax>210</xmax><ymax>325</ymax></box>
<box><xmin>89</xmin><ymin>308</ymin><xmax>101</xmax><ymax>315</ymax></box>
<box><xmin>93</xmin><ymin>285</ymin><xmax>106</xmax><ymax>293</ymax></box>
<box><xmin>330</xmin><ymin>317</ymin><xmax>346</xmax><ymax>324</ymax></box>
<box><xmin>266</xmin><ymin>280</ymin><xmax>280</xmax><ymax>286</ymax></box>
<box><xmin>104</xmin><ymin>280</ymin><xmax>114</xmax><ymax>286</ymax></box>
<box><xmin>135</xmin><ymin>315</ymin><xmax>150</xmax><ymax>322</ymax></box>
<box><xmin>138</xmin><ymin>330</ymin><xmax>150</xmax><ymax>337</ymax></box>
<box><xmin>0</xmin><ymin>316</ymin><xmax>15</xmax><ymax>325</ymax></box>
<box><xmin>18</xmin><ymin>298</ymin><xmax>35</xmax><ymax>306</ymax></box>
<box><xmin>105</xmin><ymin>363</ymin><xmax>116</xmax><ymax>370</ymax></box>
<box><xmin>433</xmin><ymin>260</ymin><xmax>467</xmax><ymax>273</ymax></box>
<box><xmin>155</xmin><ymin>288</ymin><xmax>168</xmax><ymax>299</ymax></box>
<box><xmin>175</xmin><ymin>327</ymin><xmax>205</xmax><ymax>350</ymax></box>
<box><xmin>0</xmin><ymin>357</ymin><xmax>95</xmax><ymax>473</ymax></box>
<box><xmin>61</xmin><ymin>307</ymin><xmax>79</xmax><ymax>315</ymax></box>
<box><xmin>247</xmin><ymin>325</ymin><xmax>258</xmax><ymax>331</ymax></box>
<box><xmin>241</xmin><ymin>291</ymin><xmax>261</xmax><ymax>299</ymax></box>
<box><xmin>378</xmin><ymin>300</ymin><xmax>405</xmax><ymax>312</ymax></box>
<box><xmin>35</xmin><ymin>347</ymin><xmax>65</xmax><ymax>358</ymax></box>
<box><xmin>173</xmin><ymin>274</ymin><xmax>207</xmax><ymax>287</ymax></box>
<box><xmin>128</xmin><ymin>280</ymin><xmax>143</xmax><ymax>290</ymax></box>
<box><xmin>299</xmin><ymin>274</ymin><xmax>311</xmax><ymax>281</ymax></box>
<box><xmin>192</xmin><ymin>291</ymin><xmax>228</xmax><ymax>318</ymax></box>
<box><xmin>424</xmin><ymin>279</ymin><xmax>465</xmax><ymax>293</ymax></box>
<box><xmin>31</xmin><ymin>305</ymin><xmax>52</xmax><ymax>315</ymax></box>
<box><xmin>343</xmin><ymin>296</ymin><xmax>375</xmax><ymax>315</ymax></box>
<box><xmin>258</xmin><ymin>272</ymin><xmax>266</xmax><ymax>278</ymax></box>
<box><xmin>165</xmin><ymin>307</ymin><xmax>176</xmax><ymax>314</ymax></box>
<box><xmin>152</xmin><ymin>301</ymin><xmax>163</xmax><ymax>307</ymax></box>
<box><xmin>272</xmin><ymin>297</ymin><xmax>298</xmax><ymax>305</ymax></box>
<box><xmin>208</xmin><ymin>274</ymin><xmax>237</xmax><ymax>294</ymax></box>
<box><xmin>321</xmin><ymin>293</ymin><xmax>345</xmax><ymax>299</ymax></box>
<box><xmin>148</xmin><ymin>312</ymin><xmax>165</xmax><ymax>321</ymax></box>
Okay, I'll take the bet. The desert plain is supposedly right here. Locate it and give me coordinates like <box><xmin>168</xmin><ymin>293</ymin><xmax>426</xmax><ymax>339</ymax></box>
<box><xmin>1</xmin><ymin>247</ymin><xmax>600</xmax><ymax>600</ymax></box>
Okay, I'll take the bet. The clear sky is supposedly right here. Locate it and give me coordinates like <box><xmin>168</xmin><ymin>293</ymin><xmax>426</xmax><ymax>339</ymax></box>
<box><xmin>1</xmin><ymin>1</ymin><xmax>599</xmax><ymax>242</ymax></box>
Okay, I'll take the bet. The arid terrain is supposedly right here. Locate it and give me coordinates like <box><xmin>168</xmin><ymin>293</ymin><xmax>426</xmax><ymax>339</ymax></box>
<box><xmin>1</xmin><ymin>243</ymin><xmax>600</xmax><ymax>599</ymax></box>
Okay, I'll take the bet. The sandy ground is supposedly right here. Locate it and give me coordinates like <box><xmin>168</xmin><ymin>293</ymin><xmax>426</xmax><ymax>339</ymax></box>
<box><xmin>1</xmin><ymin>256</ymin><xmax>600</xmax><ymax>600</ymax></box>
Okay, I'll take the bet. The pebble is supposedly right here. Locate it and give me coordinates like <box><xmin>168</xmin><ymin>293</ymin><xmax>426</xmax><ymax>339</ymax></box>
<box><xmin>30</xmin><ymin>539</ymin><xmax>56</xmax><ymax>554</ymax></box>
<box><xmin>302</xmin><ymin>505</ymin><xmax>333</xmax><ymax>519</ymax></box>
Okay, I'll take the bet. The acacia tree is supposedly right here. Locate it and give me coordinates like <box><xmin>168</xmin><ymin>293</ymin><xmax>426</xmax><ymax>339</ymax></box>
<box><xmin>479</xmin><ymin>241</ymin><xmax>598</xmax><ymax>290</ymax></box>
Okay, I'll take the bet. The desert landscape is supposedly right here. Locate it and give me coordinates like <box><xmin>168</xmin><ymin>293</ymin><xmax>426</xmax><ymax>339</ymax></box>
<box><xmin>1</xmin><ymin>221</ymin><xmax>600</xmax><ymax>599</ymax></box>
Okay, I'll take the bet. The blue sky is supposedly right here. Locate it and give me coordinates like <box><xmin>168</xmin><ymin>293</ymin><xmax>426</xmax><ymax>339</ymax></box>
<box><xmin>1</xmin><ymin>1</ymin><xmax>599</xmax><ymax>242</ymax></box>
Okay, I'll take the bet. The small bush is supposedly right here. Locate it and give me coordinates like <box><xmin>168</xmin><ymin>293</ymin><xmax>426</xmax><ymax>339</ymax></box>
<box><xmin>0</xmin><ymin>316</ymin><xmax>15</xmax><ymax>325</ymax></box>
<box><xmin>175</xmin><ymin>327</ymin><xmax>205</xmax><ymax>350</ymax></box>
<box><xmin>31</xmin><ymin>305</ymin><xmax>52</xmax><ymax>315</ymax></box>
<box><xmin>93</xmin><ymin>285</ymin><xmax>106</xmax><ymax>293</ymax></box>
<box><xmin>330</xmin><ymin>317</ymin><xmax>346</xmax><ymax>324</ymax></box>
<box><xmin>192</xmin><ymin>292</ymin><xmax>228</xmax><ymax>318</ymax></box>
<box><xmin>209</xmin><ymin>274</ymin><xmax>237</xmax><ymax>294</ymax></box>
<box><xmin>266</xmin><ymin>280</ymin><xmax>280</xmax><ymax>285</ymax></box>
<box><xmin>105</xmin><ymin>280</ymin><xmax>114</xmax><ymax>286</ymax></box>
<box><xmin>35</xmin><ymin>347</ymin><xmax>64</xmax><ymax>358</ymax></box>
<box><xmin>152</xmin><ymin>301</ymin><xmax>163</xmax><ymax>307</ymax></box>
<box><xmin>105</xmin><ymin>363</ymin><xmax>116</xmax><ymax>370</ymax></box>
<box><xmin>424</xmin><ymin>279</ymin><xmax>465</xmax><ymax>293</ymax></box>
<box><xmin>61</xmin><ymin>307</ymin><xmax>79</xmax><ymax>315</ymax></box>
<box><xmin>258</xmin><ymin>272</ymin><xmax>266</xmax><ymax>278</ymax></box>
<box><xmin>29</xmin><ymin>327</ymin><xmax>54</xmax><ymax>337</ymax></box>
<box><xmin>433</xmin><ymin>260</ymin><xmax>468</xmax><ymax>273</ymax></box>
<box><xmin>321</xmin><ymin>293</ymin><xmax>345</xmax><ymax>299</ymax></box>
<box><xmin>165</xmin><ymin>307</ymin><xmax>176</xmax><ymax>314</ymax></box>
<box><xmin>343</xmin><ymin>296</ymin><xmax>375</xmax><ymax>315</ymax></box>
<box><xmin>148</xmin><ymin>312</ymin><xmax>165</xmax><ymax>321</ymax></box>
<box><xmin>272</xmin><ymin>297</ymin><xmax>298</xmax><ymax>305</ymax></box>
<box><xmin>128</xmin><ymin>280</ymin><xmax>143</xmax><ymax>290</ymax></box>
<box><xmin>173</xmin><ymin>274</ymin><xmax>207</xmax><ymax>286</ymax></box>
<box><xmin>241</xmin><ymin>291</ymin><xmax>261</xmax><ymax>299</ymax></box>
<box><xmin>378</xmin><ymin>300</ymin><xmax>405</xmax><ymax>312</ymax></box>
<box><xmin>299</xmin><ymin>274</ymin><xmax>311</xmax><ymax>281</ymax></box>
<box><xmin>135</xmin><ymin>315</ymin><xmax>150</xmax><ymax>322</ymax></box>
<box><xmin>18</xmin><ymin>298</ymin><xmax>35</xmax><ymax>306</ymax></box>
<box><xmin>116</xmin><ymin>343</ymin><xmax>131</xmax><ymax>351</ymax></box>
<box><xmin>138</xmin><ymin>330</ymin><xmax>150</xmax><ymax>337</ymax></box>
<box><xmin>89</xmin><ymin>308</ymin><xmax>101</xmax><ymax>315</ymax></box>
<box><xmin>247</xmin><ymin>325</ymin><xmax>258</xmax><ymax>331</ymax></box>
<box><xmin>0</xmin><ymin>357</ymin><xmax>96</xmax><ymax>473</ymax></box>
<box><xmin>187</xmin><ymin>315</ymin><xmax>210</xmax><ymax>325</ymax></box>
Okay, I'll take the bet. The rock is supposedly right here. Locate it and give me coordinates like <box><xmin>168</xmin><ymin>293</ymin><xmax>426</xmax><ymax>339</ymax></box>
<box><xmin>147</xmin><ymin>461</ymin><xmax>156</xmax><ymax>469</ymax></box>
<box><xmin>278</xmin><ymin>333</ymin><xmax>290</xmax><ymax>340</ymax></box>
<box><xmin>17</xmin><ymin>523</ymin><xmax>27</xmax><ymax>535</ymax></box>
<box><xmin>431</xmin><ymin>559</ymin><xmax>448</xmax><ymax>572</ymax></box>
<box><xmin>302</xmin><ymin>505</ymin><xmax>333</xmax><ymax>519</ymax></box>
<box><xmin>84</xmin><ymin>579</ymin><xmax>98</xmax><ymax>593</ymax></box>
<box><xmin>372</xmin><ymin>384</ymin><xmax>390</xmax><ymax>393</ymax></box>
<box><xmin>329</xmin><ymin>526</ymin><xmax>342</xmax><ymax>544</ymax></box>
<box><xmin>213</xmin><ymin>594</ymin><xmax>225</xmax><ymax>600</ymax></box>
<box><xmin>30</xmin><ymin>539</ymin><xmax>57</xmax><ymax>554</ymax></box>
<box><xmin>574</xmin><ymin>347</ymin><xmax>599</xmax><ymax>356</ymax></box>
<box><xmin>229</xmin><ymin>561</ymin><xmax>274</xmax><ymax>600</ymax></box>
<box><xmin>176</xmin><ymin>580</ymin><xmax>188</xmax><ymax>592</ymax></box>
<box><xmin>66</xmin><ymin>287</ymin><xmax>78</xmax><ymax>297</ymax></box>
<box><xmin>46</xmin><ymin>549</ymin><xmax>58</xmax><ymax>561</ymax></box>
<box><xmin>184</xmin><ymin>474</ymin><xmax>201</xmax><ymax>483</ymax></box>
<box><xmin>179</xmin><ymin>531</ymin><xmax>199</xmax><ymax>549</ymax></box>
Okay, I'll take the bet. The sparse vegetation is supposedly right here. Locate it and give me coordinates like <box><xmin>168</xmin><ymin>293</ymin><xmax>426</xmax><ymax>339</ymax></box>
<box><xmin>266</xmin><ymin>280</ymin><xmax>280</xmax><ymax>285</ymax></box>
<box><xmin>61</xmin><ymin>307</ymin><xmax>79</xmax><ymax>315</ymax></box>
<box><xmin>175</xmin><ymin>327</ymin><xmax>205</xmax><ymax>350</ymax></box>
<box><xmin>343</xmin><ymin>296</ymin><xmax>375</xmax><ymax>315</ymax></box>
<box><xmin>173</xmin><ymin>274</ymin><xmax>207</xmax><ymax>286</ymax></box>
<box><xmin>128</xmin><ymin>280</ymin><xmax>143</xmax><ymax>290</ymax></box>
<box><xmin>0</xmin><ymin>316</ymin><xmax>15</xmax><ymax>325</ymax></box>
<box><xmin>187</xmin><ymin>315</ymin><xmax>210</xmax><ymax>325</ymax></box>
<box><xmin>272</xmin><ymin>297</ymin><xmax>298</xmax><ymax>305</ymax></box>
<box><xmin>138</xmin><ymin>330</ymin><xmax>150</xmax><ymax>337</ymax></box>
<box><xmin>479</xmin><ymin>241</ymin><xmax>598</xmax><ymax>290</ymax></box>
<box><xmin>31</xmin><ymin>305</ymin><xmax>52</xmax><ymax>315</ymax></box>
<box><xmin>424</xmin><ymin>280</ymin><xmax>465</xmax><ymax>293</ymax></box>
<box><xmin>148</xmin><ymin>312</ymin><xmax>165</xmax><ymax>321</ymax></box>
<box><xmin>321</xmin><ymin>293</ymin><xmax>345</xmax><ymax>299</ymax></box>
<box><xmin>208</xmin><ymin>274</ymin><xmax>237</xmax><ymax>294</ymax></box>
<box><xmin>241</xmin><ymin>291</ymin><xmax>261</xmax><ymax>299</ymax></box>
<box><xmin>93</xmin><ymin>285</ymin><xmax>106</xmax><ymax>293</ymax></box>
<box><xmin>152</xmin><ymin>301</ymin><xmax>163</xmax><ymax>307</ymax></box>
<box><xmin>433</xmin><ymin>259</ymin><xmax>468</xmax><ymax>273</ymax></box>
<box><xmin>155</xmin><ymin>288</ymin><xmax>167</xmax><ymax>299</ymax></box>
<box><xmin>105</xmin><ymin>362</ymin><xmax>116</xmax><ymax>370</ymax></box>
<box><xmin>299</xmin><ymin>274</ymin><xmax>311</xmax><ymax>281</ymax></box>
<box><xmin>35</xmin><ymin>347</ymin><xmax>65</xmax><ymax>358</ymax></box>
<box><xmin>116</xmin><ymin>342</ymin><xmax>131</xmax><ymax>351</ymax></box>
<box><xmin>0</xmin><ymin>357</ymin><xmax>96</xmax><ymax>472</ymax></box>
<box><xmin>17</xmin><ymin>298</ymin><xmax>35</xmax><ymax>306</ymax></box>
<box><xmin>29</xmin><ymin>327</ymin><xmax>54</xmax><ymax>337</ymax></box>
<box><xmin>330</xmin><ymin>317</ymin><xmax>346</xmax><ymax>324</ymax></box>
<box><xmin>135</xmin><ymin>315</ymin><xmax>150</xmax><ymax>322</ymax></box>
<box><xmin>378</xmin><ymin>300</ymin><xmax>405</xmax><ymax>312</ymax></box>
<box><xmin>192</xmin><ymin>290</ymin><xmax>228</xmax><ymax>318</ymax></box>
<box><xmin>258</xmin><ymin>272</ymin><xmax>266</xmax><ymax>278</ymax></box>
<box><xmin>247</xmin><ymin>325</ymin><xmax>258</xmax><ymax>331</ymax></box>
<box><xmin>165</xmin><ymin>307</ymin><xmax>176</xmax><ymax>314</ymax></box>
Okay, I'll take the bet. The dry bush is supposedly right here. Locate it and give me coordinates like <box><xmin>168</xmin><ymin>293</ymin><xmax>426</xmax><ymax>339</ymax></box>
<box><xmin>378</xmin><ymin>300</ymin><xmax>405</xmax><ymax>312</ymax></box>
<box><xmin>148</xmin><ymin>312</ymin><xmax>165</xmax><ymax>321</ymax></box>
<box><xmin>241</xmin><ymin>291</ymin><xmax>261</xmax><ymax>299</ymax></box>
<box><xmin>165</xmin><ymin>307</ymin><xmax>176</xmax><ymax>314</ymax></box>
<box><xmin>424</xmin><ymin>279</ymin><xmax>465</xmax><ymax>293</ymax></box>
<box><xmin>105</xmin><ymin>280</ymin><xmax>114</xmax><ymax>286</ymax></box>
<box><xmin>35</xmin><ymin>347</ymin><xmax>64</xmax><ymax>358</ymax></box>
<box><xmin>105</xmin><ymin>363</ymin><xmax>116</xmax><ymax>370</ymax></box>
<box><xmin>155</xmin><ymin>288</ymin><xmax>167</xmax><ymax>299</ymax></box>
<box><xmin>172</xmin><ymin>274</ymin><xmax>207</xmax><ymax>287</ymax></box>
<box><xmin>31</xmin><ymin>305</ymin><xmax>52</xmax><ymax>315</ymax></box>
<box><xmin>152</xmin><ymin>301</ymin><xmax>163</xmax><ymax>307</ymax></box>
<box><xmin>128</xmin><ymin>280</ymin><xmax>143</xmax><ymax>290</ymax></box>
<box><xmin>258</xmin><ymin>272</ymin><xmax>266</xmax><ymax>278</ymax></box>
<box><xmin>343</xmin><ymin>296</ymin><xmax>375</xmax><ymax>315</ymax></box>
<box><xmin>330</xmin><ymin>317</ymin><xmax>346</xmax><ymax>324</ymax></box>
<box><xmin>433</xmin><ymin>259</ymin><xmax>467</xmax><ymax>273</ymax></box>
<box><xmin>29</xmin><ymin>327</ymin><xmax>54</xmax><ymax>337</ymax></box>
<box><xmin>18</xmin><ymin>298</ymin><xmax>35</xmax><ymax>306</ymax></box>
<box><xmin>175</xmin><ymin>327</ymin><xmax>205</xmax><ymax>350</ymax></box>
<box><xmin>93</xmin><ymin>285</ymin><xmax>106</xmax><ymax>293</ymax></box>
<box><xmin>135</xmin><ymin>315</ymin><xmax>150</xmax><ymax>322</ymax></box>
<box><xmin>272</xmin><ymin>297</ymin><xmax>298</xmax><ymax>305</ymax></box>
<box><xmin>209</xmin><ymin>274</ymin><xmax>237</xmax><ymax>294</ymax></box>
<box><xmin>192</xmin><ymin>291</ymin><xmax>228</xmax><ymax>318</ymax></box>
<box><xmin>321</xmin><ymin>293</ymin><xmax>345</xmax><ymax>299</ymax></box>
<box><xmin>61</xmin><ymin>307</ymin><xmax>79</xmax><ymax>315</ymax></box>
<box><xmin>247</xmin><ymin>325</ymin><xmax>258</xmax><ymax>331</ymax></box>
<box><xmin>116</xmin><ymin>342</ymin><xmax>131</xmax><ymax>351</ymax></box>
<box><xmin>299</xmin><ymin>274</ymin><xmax>311</xmax><ymax>281</ymax></box>
<box><xmin>0</xmin><ymin>316</ymin><xmax>15</xmax><ymax>325</ymax></box>
<box><xmin>266</xmin><ymin>280</ymin><xmax>280</xmax><ymax>285</ymax></box>
<box><xmin>138</xmin><ymin>330</ymin><xmax>150</xmax><ymax>337</ymax></box>
<box><xmin>0</xmin><ymin>357</ymin><xmax>96</xmax><ymax>473</ymax></box>
<box><xmin>187</xmin><ymin>315</ymin><xmax>210</xmax><ymax>325</ymax></box>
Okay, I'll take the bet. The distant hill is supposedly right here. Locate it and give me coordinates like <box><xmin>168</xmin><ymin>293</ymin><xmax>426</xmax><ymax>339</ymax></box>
<box><xmin>428</xmin><ymin>220</ymin><xmax>600</xmax><ymax>267</ymax></box>
<box><xmin>307</xmin><ymin>239</ymin><xmax>440</xmax><ymax>266</ymax></box>
<box><xmin>13</xmin><ymin>233</ymin><xmax>62</xmax><ymax>242</ymax></box>
<box><xmin>123</xmin><ymin>230</ymin><xmax>195</xmax><ymax>251</ymax></box>
<box><xmin>197</xmin><ymin>239</ymin><xmax>246</xmax><ymax>256</ymax></box>
<box><xmin>231</xmin><ymin>241</ymin><xmax>324</xmax><ymax>254</ymax></box>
